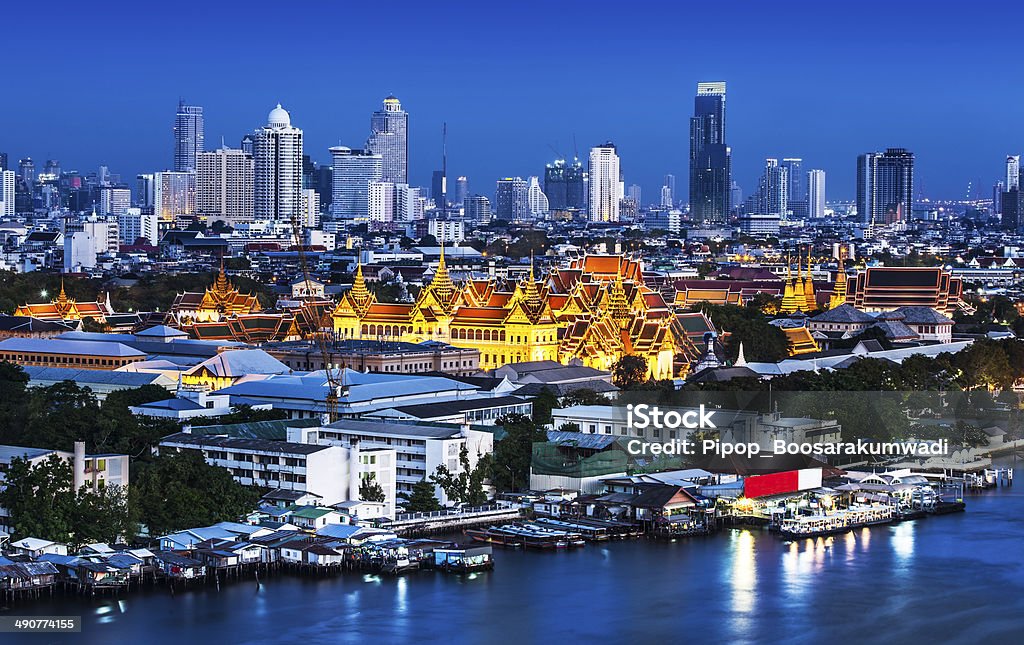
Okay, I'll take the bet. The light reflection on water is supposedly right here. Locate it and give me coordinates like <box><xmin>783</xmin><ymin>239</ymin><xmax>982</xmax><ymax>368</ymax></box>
<box><xmin>729</xmin><ymin>529</ymin><xmax>756</xmax><ymax>618</ymax></box>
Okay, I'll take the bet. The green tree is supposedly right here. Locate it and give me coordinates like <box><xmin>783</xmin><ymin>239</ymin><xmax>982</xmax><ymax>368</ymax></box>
<box><xmin>612</xmin><ymin>355</ymin><xmax>650</xmax><ymax>389</ymax></box>
<box><xmin>431</xmin><ymin>444</ymin><xmax>490</xmax><ymax>506</ymax></box>
<box><xmin>401</xmin><ymin>479</ymin><xmax>441</xmax><ymax>513</ymax></box>
<box><xmin>131</xmin><ymin>450</ymin><xmax>260</xmax><ymax>536</ymax></box>
<box><xmin>72</xmin><ymin>484</ymin><xmax>137</xmax><ymax>546</ymax></box>
<box><xmin>531</xmin><ymin>387</ymin><xmax>560</xmax><ymax>426</ymax></box>
<box><xmin>560</xmin><ymin>388</ymin><xmax>605</xmax><ymax>407</ymax></box>
<box><xmin>490</xmin><ymin>413</ymin><xmax>547</xmax><ymax>493</ymax></box>
<box><xmin>0</xmin><ymin>455</ymin><xmax>76</xmax><ymax>543</ymax></box>
<box><xmin>358</xmin><ymin>477</ymin><xmax>387</xmax><ymax>503</ymax></box>
<box><xmin>0</xmin><ymin>361</ymin><xmax>29</xmax><ymax>445</ymax></box>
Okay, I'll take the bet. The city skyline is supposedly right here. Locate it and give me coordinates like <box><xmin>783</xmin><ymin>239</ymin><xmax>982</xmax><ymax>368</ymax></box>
<box><xmin>2</xmin><ymin>1</ymin><xmax>1022</xmax><ymax>202</ymax></box>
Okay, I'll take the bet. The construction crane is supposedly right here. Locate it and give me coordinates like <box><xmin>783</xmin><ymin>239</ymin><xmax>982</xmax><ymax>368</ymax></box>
<box><xmin>289</xmin><ymin>211</ymin><xmax>341</xmax><ymax>422</ymax></box>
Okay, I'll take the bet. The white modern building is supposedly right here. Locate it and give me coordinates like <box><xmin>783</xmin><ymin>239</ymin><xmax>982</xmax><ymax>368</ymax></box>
<box><xmin>588</xmin><ymin>143</ymin><xmax>620</xmax><ymax>222</ymax></box>
<box><xmin>368</xmin><ymin>181</ymin><xmax>396</xmax><ymax>230</ymax></box>
<box><xmin>99</xmin><ymin>186</ymin><xmax>131</xmax><ymax>216</ymax></box>
<box><xmin>1</xmin><ymin>170</ymin><xmax>15</xmax><ymax>217</ymax></box>
<box><xmin>153</xmin><ymin>171</ymin><xmax>196</xmax><ymax>224</ymax></box>
<box><xmin>118</xmin><ymin>208</ymin><xmax>159</xmax><ymax>246</ymax></box>
<box><xmin>808</xmin><ymin>169</ymin><xmax>826</xmax><ymax>219</ymax></box>
<box><xmin>428</xmin><ymin>218</ymin><xmax>465</xmax><ymax>243</ymax></box>
<box><xmin>254</xmin><ymin>104</ymin><xmax>303</xmax><ymax>222</ymax></box>
<box><xmin>196</xmin><ymin>147</ymin><xmax>255</xmax><ymax>224</ymax></box>
<box><xmin>527</xmin><ymin>176</ymin><xmax>549</xmax><ymax>217</ymax></box>
<box><xmin>330</xmin><ymin>146</ymin><xmax>383</xmax><ymax>221</ymax></box>
<box><xmin>300</xmin><ymin>188</ymin><xmax>320</xmax><ymax>228</ymax></box>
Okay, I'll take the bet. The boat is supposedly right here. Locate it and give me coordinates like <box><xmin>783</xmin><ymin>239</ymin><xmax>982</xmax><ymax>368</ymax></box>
<box><xmin>777</xmin><ymin>504</ymin><xmax>894</xmax><ymax>539</ymax></box>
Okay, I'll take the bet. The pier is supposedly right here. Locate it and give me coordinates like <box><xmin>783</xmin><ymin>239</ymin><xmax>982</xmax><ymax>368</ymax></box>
<box><xmin>382</xmin><ymin>505</ymin><xmax>523</xmax><ymax>537</ymax></box>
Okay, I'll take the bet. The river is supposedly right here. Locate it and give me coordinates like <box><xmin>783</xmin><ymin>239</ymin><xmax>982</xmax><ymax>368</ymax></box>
<box><xmin>8</xmin><ymin>483</ymin><xmax>1024</xmax><ymax>643</ymax></box>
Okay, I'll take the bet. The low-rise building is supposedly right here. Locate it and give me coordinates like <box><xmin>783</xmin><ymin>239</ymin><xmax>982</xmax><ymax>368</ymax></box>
<box><xmin>263</xmin><ymin>339</ymin><xmax>479</xmax><ymax>376</ymax></box>
<box><xmin>0</xmin><ymin>337</ymin><xmax>146</xmax><ymax>370</ymax></box>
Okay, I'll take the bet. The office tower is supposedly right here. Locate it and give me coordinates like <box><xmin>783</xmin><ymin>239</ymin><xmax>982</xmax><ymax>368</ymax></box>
<box><xmin>495</xmin><ymin>177</ymin><xmax>529</xmax><ymax>221</ymax></box>
<box><xmin>240</xmin><ymin>134</ymin><xmax>255</xmax><ymax>156</ymax></box>
<box><xmin>153</xmin><ymin>171</ymin><xmax>196</xmax><ymax>223</ymax></box>
<box><xmin>253</xmin><ymin>104</ymin><xmax>303</xmax><ymax>221</ymax></box>
<box><xmin>0</xmin><ymin>152</ymin><xmax>7</xmax><ymax>171</ymax></box>
<box><xmin>756</xmin><ymin>159</ymin><xmax>788</xmax><ymax>217</ymax></box>
<box><xmin>527</xmin><ymin>176</ymin><xmax>549</xmax><ymax>217</ymax></box>
<box><xmin>173</xmin><ymin>100</ymin><xmax>204</xmax><ymax>172</ymax></box>
<box><xmin>0</xmin><ymin>170</ymin><xmax>14</xmax><ymax>217</ymax></box>
<box><xmin>99</xmin><ymin>186</ymin><xmax>131</xmax><ymax>216</ymax></box>
<box><xmin>543</xmin><ymin>158</ymin><xmax>585</xmax><ymax>211</ymax></box>
<box><xmin>1002</xmin><ymin>188</ymin><xmax>1023</xmax><ymax>231</ymax></box>
<box><xmin>993</xmin><ymin>181</ymin><xmax>1006</xmax><ymax>215</ymax></box>
<box><xmin>588</xmin><ymin>142</ymin><xmax>620</xmax><ymax>222</ymax></box>
<box><xmin>781</xmin><ymin>158</ymin><xmax>805</xmax><ymax>202</ymax></box>
<box><xmin>368</xmin><ymin>181</ymin><xmax>396</xmax><ymax>230</ymax></box>
<box><xmin>431</xmin><ymin>170</ymin><xmax>447</xmax><ymax>206</ymax></box>
<box><xmin>44</xmin><ymin>159</ymin><xmax>61</xmax><ymax>178</ymax></box>
<box><xmin>663</xmin><ymin>174</ymin><xmax>675</xmax><ymax>204</ymax></box>
<box><xmin>689</xmin><ymin>82</ymin><xmax>731</xmax><ymax>222</ymax></box>
<box><xmin>299</xmin><ymin>188</ymin><xmax>320</xmax><ymax>228</ymax></box>
<box><xmin>857</xmin><ymin>148</ymin><xmax>914</xmax><ymax>226</ymax></box>
<box><xmin>464</xmin><ymin>194</ymin><xmax>491</xmax><ymax>223</ymax></box>
<box><xmin>118</xmin><ymin>208</ymin><xmax>159</xmax><ymax>246</ymax></box>
<box><xmin>455</xmin><ymin>176</ymin><xmax>469</xmax><ymax>206</ymax></box>
<box><xmin>367</xmin><ymin>96</ymin><xmax>408</xmax><ymax>184</ymax></box>
<box><xmin>396</xmin><ymin>184</ymin><xmax>423</xmax><ymax>222</ymax></box>
<box><xmin>18</xmin><ymin>158</ymin><xmax>34</xmax><ymax>184</ymax></box>
<box><xmin>627</xmin><ymin>183</ymin><xmax>642</xmax><ymax>207</ymax></box>
<box><xmin>1007</xmin><ymin>155</ymin><xmax>1020</xmax><ymax>191</ymax></box>
<box><xmin>661</xmin><ymin>185</ymin><xmax>673</xmax><ymax>207</ymax></box>
<box><xmin>136</xmin><ymin>174</ymin><xmax>155</xmax><ymax>208</ymax></box>
<box><xmin>807</xmin><ymin>169</ymin><xmax>826</xmax><ymax>219</ymax></box>
<box><xmin>330</xmin><ymin>146</ymin><xmax>382</xmax><ymax>220</ymax></box>
<box><xmin>196</xmin><ymin>147</ymin><xmax>255</xmax><ymax>224</ymax></box>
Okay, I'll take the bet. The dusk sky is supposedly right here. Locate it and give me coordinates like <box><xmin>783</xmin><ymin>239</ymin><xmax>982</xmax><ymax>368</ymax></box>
<box><xmin>2</xmin><ymin>0</ymin><xmax>1021</xmax><ymax>202</ymax></box>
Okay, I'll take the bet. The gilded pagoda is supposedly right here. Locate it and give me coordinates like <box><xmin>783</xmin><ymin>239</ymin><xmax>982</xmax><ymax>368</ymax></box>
<box><xmin>170</xmin><ymin>263</ymin><xmax>262</xmax><ymax>324</ymax></box>
<box><xmin>331</xmin><ymin>252</ymin><xmax>696</xmax><ymax>379</ymax></box>
<box><xmin>13</xmin><ymin>282</ymin><xmax>113</xmax><ymax>324</ymax></box>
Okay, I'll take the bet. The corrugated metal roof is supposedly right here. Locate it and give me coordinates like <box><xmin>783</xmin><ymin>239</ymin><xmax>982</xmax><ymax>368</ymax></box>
<box><xmin>0</xmin><ymin>337</ymin><xmax>145</xmax><ymax>357</ymax></box>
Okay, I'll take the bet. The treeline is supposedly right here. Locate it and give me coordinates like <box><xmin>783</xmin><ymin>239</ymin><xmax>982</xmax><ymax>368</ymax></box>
<box><xmin>0</xmin><ymin>363</ymin><xmax>261</xmax><ymax>544</ymax></box>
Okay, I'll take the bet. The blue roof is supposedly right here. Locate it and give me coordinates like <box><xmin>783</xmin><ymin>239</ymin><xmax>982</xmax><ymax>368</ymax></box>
<box><xmin>23</xmin><ymin>366</ymin><xmax>170</xmax><ymax>387</ymax></box>
<box><xmin>315</xmin><ymin>524</ymin><xmax>362</xmax><ymax>539</ymax></box>
<box><xmin>218</xmin><ymin>370</ymin><xmax>477</xmax><ymax>405</ymax></box>
<box><xmin>0</xmin><ymin>337</ymin><xmax>145</xmax><ymax>357</ymax></box>
<box><xmin>0</xmin><ymin>445</ymin><xmax>57</xmax><ymax>462</ymax></box>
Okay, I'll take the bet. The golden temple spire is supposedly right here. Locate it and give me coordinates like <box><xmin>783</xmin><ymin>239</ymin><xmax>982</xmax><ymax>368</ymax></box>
<box><xmin>803</xmin><ymin>246</ymin><xmax>817</xmax><ymax>311</ymax></box>
<box><xmin>212</xmin><ymin>256</ymin><xmax>232</xmax><ymax>295</ymax></box>
<box><xmin>349</xmin><ymin>259</ymin><xmax>372</xmax><ymax>311</ymax></box>
<box><xmin>780</xmin><ymin>254</ymin><xmax>800</xmax><ymax>314</ymax></box>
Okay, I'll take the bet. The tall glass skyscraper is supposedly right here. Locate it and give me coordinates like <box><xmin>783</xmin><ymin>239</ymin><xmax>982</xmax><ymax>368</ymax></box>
<box><xmin>781</xmin><ymin>158</ymin><xmax>805</xmax><ymax>202</ymax></box>
<box><xmin>253</xmin><ymin>104</ymin><xmax>303</xmax><ymax>221</ymax></box>
<box><xmin>857</xmin><ymin>148</ymin><xmax>914</xmax><ymax>226</ymax></box>
<box><xmin>689</xmin><ymin>82</ymin><xmax>731</xmax><ymax>223</ymax></box>
<box><xmin>173</xmin><ymin>100</ymin><xmax>204</xmax><ymax>172</ymax></box>
<box><xmin>588</xmin><ymin>142</ymin><xmax>620</xmax><ymax>223</ymax></box>
<box><xmin>544</xmin><ymin>159</ymin><xmax>585</xmax><ymax>211</ymax></box>
<box><xmin>330</xmin><ymin>146</ymin><xmax>383</xmax><ymax>220</ymax></box>
<box><xmin>367</xmin><ymin>96</ymin><xmax>408</xmax><ymax>184</ymax></box>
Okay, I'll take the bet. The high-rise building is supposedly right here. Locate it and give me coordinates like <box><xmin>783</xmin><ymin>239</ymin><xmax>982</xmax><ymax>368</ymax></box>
<box><xmin>1002</xmin><ymin>188</ymin><xmax>1023</xmax><ymax>231</ymax></box>
<box><xmin>99</xmin><ymin>186</ymin><xmax>131</xmax><ymax>216</ymax></box>
<box><xmin>756</xmin><ymin>159</ymin><xmax>788</xmax><ymax>217</ymax></box>
<box><xmin>396</xmin><ymin>184</ymin><xmax>423</xmax><ymax>223</ymax></box>
<box><xmin>0</xmin><ymin>152</ymin><xmax>7</xmax><ymax>172</ymax></box>
<box><xmin>661</xmin><ymin>185</ymin><xmax>673</xmax><ymax>207</ymax></box>
<box><xmin>196</xmin><ymin>147</ymin><xmax>255</xmax><ymax>224</ymax></box>
<box><xmin>857</xmin><ymin>148</ymin><xmax>914</xmax><ymax>226</ymax></box>
<box><xmin>253</xmin><ymin>104</ymin><xmax>303</xmax><ymax>222</ymax></box>
<box><xmin>781</xmin><ymin>158</ymin><xmax>805</xmax><ymax>203</ymax></box>
<box><xmin>807</xmin><ymin>169</ymin><xmax>826</xmax><ymax>219</ymax></box>
<box><xmin>431</xmin><ymin>170</ymin><xmax>447</xmax><ymax>207</ymax></box>
<box><xmin>299</xmin><ymin>188</ymin><xmax>320</xmax><ymax>228</ymax></box>
<box><xmin>543</xmin><ymin>159</ymin><xmax>585</xmax><ymax>211</ymax></box>
<box><xmin>626</xmin><ymin>184</ymin><xmax>642</xmax><ymax>207</ymax></box>
<box><xmin>455</xmin><ymin>176</ymin><xmax>469</xmax><ymax>206</ymax></box>
<box><xmin>588</xmin><ymin>143</ymin><xmax>620</xmax><ymax>223</ymax></box>
<box><xmin>153</xmin><ymin>171</ymin><xmax>196</xmax><ymax>223</ymax></box>
<box><xmin>1007</xmin><ymin>155</ymin><xmax>1020</xmax><ymax>191</ymax></box>
<box><xmin>18</xmin><ymin>158</ymin><xmax>34</xmax><ymax>184</ymax></box>
<box><xmin>663</xmin><ymin>174</ymin><xmax>675</xmax><ymax>205</ymax></box>
<box><xmin>464</xmin><ymin>194</ymin><xmax>491</xmax><ymax>223</ymax></box>
<box><xmin>527</xmin><ymin>176</ymin><xmax>549</xmax><ymax>218</ymax></box>
<box><xmin>118</xmin><ymin>208</ymin><xmax>159</xmax><ymax>246</ymax></box>
<box><xmin>994</xmin><ymin>181</ymin><xmax>1006</xmax><ymax>216</ymax></box>
<box><xmin>0</xmin><ymin>170</ymin><xmax>15</xmax><ymax>217</ymax></box>
<box><xmin>367</xmin><ymin>96</ymin><xmax>408</xmax><ymax>184</ymax></box>
<box><xmin>368</xmin><ymin>181</ymin><xmax>396</xmax><ymax>230</ymax></box>
<box><xmin>330</xmin><ymin>146</ymin><xmax>383</xmax><ymax>220</ymax></box>
<box><xmin>173</xmin><ymin>100</ymin><xmax>204</xmax><ymax>173</ymax></box>
<box><xmin>689</xmin><ymin>82</ymin><xmax>731</xmax><ymax>222</ymax></box>
<box><xmin>136</xmin><ymin>174</ymin><xmax>155</xmax><ymax>208</ymax></box>
<box><xmin>495</xmin><ymin>177</ymin><xmax>529</xmax><ymax>221</ymax></box>
<box><xmin>240</xmin><ymin>135</ymin><xmax>255</xmax><ymax>156</ymax></box>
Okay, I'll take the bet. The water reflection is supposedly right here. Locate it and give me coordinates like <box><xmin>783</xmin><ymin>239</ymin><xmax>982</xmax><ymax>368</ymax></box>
<box><xmin>729</xmin><ymin>530</ymin><xmax>757</xmax><ymax>617</ymax></box>
<box><xmin>891</xmin><ymin>522</ymin><xmax>915</xmax><ymax>564</ymax></box>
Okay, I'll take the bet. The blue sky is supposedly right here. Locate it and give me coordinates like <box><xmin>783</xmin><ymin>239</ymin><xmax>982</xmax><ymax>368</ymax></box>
<box><xmin>1</xmin><ymin>0</ymin><xmax>1020</xmax><ymax>202</ymax></box>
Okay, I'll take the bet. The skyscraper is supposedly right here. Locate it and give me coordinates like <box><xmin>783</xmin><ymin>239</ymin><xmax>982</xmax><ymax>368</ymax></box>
<box><xmin>588</xmin><ymin>142</ymin><xmax>620</xmax><ymax>223</ymax></box>
<box><xmin>626</xmin><ymin>184</ymin><xmax>642</xmax><ymax>207</ymax></box>
<box><xmin>367</xmin><ymin>96</ymin><xmax>409</xmax><ymax>184</ymax></box>
<box><xmin>253</xmin><ymin>104</ymin><xmax>303</xmax><ymax>221</ymax></box>
<box><xmin>99</xmin><ymin>186</ymin><xmax>131</xmax><ymax>216</ymax></box>
<box><xmin>431</xmin><ymin>170</ymin><xmax>447</xmax><ymax>207</ymax></box>
<box><xmin>0</xmin><ymin>170</ymin><xmax>15</xmax><ymax>217</ymax></box>
<box><xmin>1007</xmin><ymin>155</ymin><xmax>1020</xmax><ymax>191</ymax></box>
<box><xmin>136</xmin><ymin>174</ymin><xmax>155</xmax><ymax>208</ymax></box>
<box><xmin>663</xmin><ymin>174</ymin><xmax>675</xmax><ymax>205</ymax></box>
<box><xmin>196</xmin><ymin>147</ymin><xmax>255</xmax><ymax>224</ymax></box>
<box><xmin>153</xmin><ymin>171</ymin><xmax>195</xmax><ymax>223</ymax></box>
<box><xmin>0</xmin><ymin>152</ymin><xmax>7</xmax><ymax>172</ymax></box>
<box><xmin>781</xmin><ymin>158</ymin><xmax>805</xmax><ymax>202</ymax></box>
<box><xmin>807</xmin><ymin>169</ymin><xmax>826</xmax><ymax>219</ymax></box>
<box><xmin>857</xmin><ymin>148</ymin><xmax>914</xmax><ymax>226</ymax></box>
<box><xmin>756</xmin><ymin>159</ymin><xmax>788</xmax><ymax>217</ymax></box>
<box><xmin>494</xmin><ymin>177</ymin><xmax>529</xmax><ymax>221</ymax></box>
<box><xmin>689</xmin><ymin>82</ymin><xmax>731</xmax><ymax>222</ymax></box>
<box><xmin>173</xmin><ymin>100</ymin><xmax>204</xmax><ymax>172</ymax></box>
<box><xmin>527</xmin><ymin>176</ymin><xmax>549</xmax><ymax>217</ymax></box>
<box><xmin>330</xmin><ymin>146</ymin><xmax>383</xmax><ymax>220</ymax></box>
<box><xmin>464</xmin><ymin>195</ymin><xmax>491</xmax><ymax>223</ymax></box>
<box><xmin>543</xmin><ymin>159</ymin><xmax>585</xmax><ymax>212</ymax></box>
<box><xmin>455</xmin><ymin>176</ymin><xmax>469</xmax><ymax>206</ymax></box>
<box><xmin>1002</xmin><ymin>188</ymin><xmax>1023</xmax><ymax>231</ymax></box>
<box><xmin>18</xmin><ymin>158</ymin><xmax>34</xmax><ymax>184</ymax></box>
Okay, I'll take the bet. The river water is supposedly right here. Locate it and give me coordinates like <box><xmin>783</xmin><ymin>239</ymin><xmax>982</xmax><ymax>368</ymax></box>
<box><xmin>8</xmin><ymin>483</ymin><xmax>1024</xmax><ymax>644</ymax></box>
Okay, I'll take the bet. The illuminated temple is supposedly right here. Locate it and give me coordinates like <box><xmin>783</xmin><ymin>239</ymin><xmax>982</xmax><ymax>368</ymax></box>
<box><xmin>331</xmin><ymin>252</ymin><xmax>698</xmax><ymax>379</ymax></box>
<box><xmin>13</xmin><ymin>282</ymin><xmax>113</xmax><ymax>324</ymax></box>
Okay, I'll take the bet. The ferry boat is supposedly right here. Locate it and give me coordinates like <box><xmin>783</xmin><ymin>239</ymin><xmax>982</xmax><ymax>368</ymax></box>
<box><xmin>777</xmin><ymin>504</ymin><xmax>894</xmax><ymax>539</ymax></box>
<box><xmin>464</xmin><ymin>525</ymin><xmax>569</xmax><ymax>549</ymax></box>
